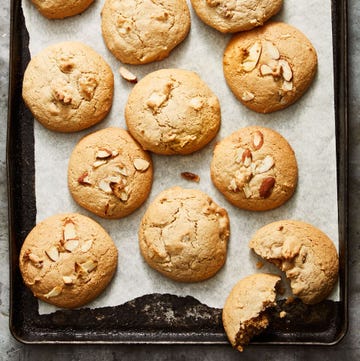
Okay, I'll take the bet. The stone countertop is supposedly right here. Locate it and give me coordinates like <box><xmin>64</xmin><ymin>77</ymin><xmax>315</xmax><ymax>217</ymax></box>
<box><xmin>0</xmin><ymin>1</ymin><xmax>359</xmax><ymax>360</ymax></box>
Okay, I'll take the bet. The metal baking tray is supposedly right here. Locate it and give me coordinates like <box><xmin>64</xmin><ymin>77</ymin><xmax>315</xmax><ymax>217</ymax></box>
<box><xmin>7</xmin><ymin>0</ymin><xmax>348</xmax><ymax>345</ymax></box>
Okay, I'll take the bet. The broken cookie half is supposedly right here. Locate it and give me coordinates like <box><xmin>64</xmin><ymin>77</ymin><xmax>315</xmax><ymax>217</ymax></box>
<box><xmin>222</xmin><ymin>273</ymin><xmax>281</xmax><ymax>352</ymax></box>
<box><xmin>249</xmin><ymin>220</ymin><xmax>339</xmax><ymax>305</ymax></box>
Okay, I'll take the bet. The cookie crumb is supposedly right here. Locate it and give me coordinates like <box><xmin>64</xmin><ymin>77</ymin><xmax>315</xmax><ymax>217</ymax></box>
<box><xmin>181</xmin><ymin>172</ymin><xmax>200</xmax><ymax>183</ymax></box>
<box><xmin>279</xmin><ymin>311</ymin><xmax>287</xmax><ymax>318</ymax></box>
<box><xmin>256</xmin><ymin>261</ymin><xmax>264</xmax><ymax>269</ymax></box>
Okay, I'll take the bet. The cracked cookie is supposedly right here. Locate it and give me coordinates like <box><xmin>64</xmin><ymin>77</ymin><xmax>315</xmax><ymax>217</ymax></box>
<box><xmin>68</xmin><ymin>127</ymin><xmax>153</xmax><ymax>218</ymax></box>
<box><xmin>222</xmin><ymin>273</ymin><xmax>281</xmax><ymax>352</ymax></box>
<box><xmin>190</xmin><ymin>0</ymin><xmax>282</xmax><ymax>33</ymax></box>
<box><xmin>249</xmin><ymin>220</ymin><xmax>339</xmax><ymax>304</ymax></box>
<box><xmin>19</xmin><ymin>213</ymin><xmax>118</xmax><ymax>308</ymax></box>
<box><xmin>125</xmin><ymin>68</ymin><xmax>221</xmax><ymax>155</ymax></box>
<box><xmin>30</xmin><ymin>0</ymin><xmax>94</xmax><ymax>19</ymax></box>
<box><xmin>138</xmin><ymin>187</ymin><xmax>230</xmax><ymax>282</ymax></box>
<box><xmin>210</xmin><ymin>126</ymin><xmax>298</xmax><ymax>211</ymax></box>
<box><xmin>101</xmin><ymin>0</ymin><xmax>191</xmax><ymax>64</ymax></box>
<box><xmin>223</xmin><ymin>22</ymin><xmax>318</xmax><ymax>113</ymax></box>
<box><xmin>22</xmin><ymin>42</ymin><xmax>114</xmax><ymax>132</ymax></box>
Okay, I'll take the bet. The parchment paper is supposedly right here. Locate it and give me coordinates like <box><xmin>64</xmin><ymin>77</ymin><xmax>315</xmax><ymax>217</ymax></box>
<box><xmin>22</xmin><ymin>0</ymin><xmax>339</xmax><ymax>313</ymax></box>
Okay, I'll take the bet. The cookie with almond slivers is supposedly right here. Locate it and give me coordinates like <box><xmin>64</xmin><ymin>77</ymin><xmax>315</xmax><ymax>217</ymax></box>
<box><xmin>210</xmin><ymin>126</ymin><xmax>298</xmax><ymax>211</ymax></box>
<box><xmin>19</xmin><ymin>213</ymin><xmax>118</xmax><ymax>309</ymax></box>
<box><xmin>223</xmin><ymin>22</ymin><xmax>317</xmax><ymax>113</ymax></box>
<box><xmin>68</xmin><ymin>127</ymin><xmax>153</xmax><ymax>219</ymax></box>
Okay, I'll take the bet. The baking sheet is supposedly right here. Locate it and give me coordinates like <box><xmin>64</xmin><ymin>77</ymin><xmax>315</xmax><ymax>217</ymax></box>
<box><xmin>8</xmin><ymin>0</ymin><xmax>348</xmax><ymax>344</ymax></box>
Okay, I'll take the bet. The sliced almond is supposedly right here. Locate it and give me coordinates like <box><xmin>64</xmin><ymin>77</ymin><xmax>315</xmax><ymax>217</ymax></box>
<box><xmin>279</xmin><ymin>59</ymin><xmax>293</xmax><ymax>81</ymax></box>
<box><xmin>112</xmin><ymin>150</ymin><xmax>119</xmax><ymax>157</ymax></box>
<box><xmin>282</xmin><ymin>80</ymin><xmax>293</xmax><ymax>91</ymax></box>
<box><xmin>181</xmin><ymin>172</ymin><xmax>200</xmax><ymax>183</ymax></box>
<box><xmin>241</xmin><ymin>90</ymin><xmax>255</xmax><ymax>102</ymax></box>
<box><xmin>252</xmin><ymin>131</ymin><xmax>264</xmax><ymax>150</ymax></box>
<box><xmin>241</xmin><ymin>149</ymin><xmax>252</xmax><ymax>167</ymax></box>
<box><xmin>44</xmin><ymin>285</ymin><xmax>62</xmax><ymax>299</ymax></box>
<box><xmin>28</xmin><ymin>252</ymin><xmax>43</xmax><ymax>268</ymax></box>
<box><xmin>81</xmin><ymin>259</ymin><xmax>98</xmax><ymax>273</ymax></box>
<box><xmin>119</xmin><ymin>66</ymin><xmax>138</xmax><ymax>83</ymax></box>
<box><xmin>257</xmin><ymin>155</ymin><xmax>275</xmax><ymax>173</ymax></box>
<box><xmin>260</xmin><ymin>64</ymin><xmax>273</xmax><ymax>76</ymax></box>
<box><xmin>243</xmin><ymin>184</ymin><xmax>253</xmax><ymax>198</ymax></box>
<box><xmin>242</xmin><ymin>41</ymin><xmax>262</xmax><ymax>72</ymax></box>
<box><xmin>259</xmin><ymin>177</ymin><xmax>275</xmax><ymax>198</ymax></box>
<box><xmin>45</xmin><ymin>246</ymin><xmax>59</xmax><ymax>262</ymax></box>
<box><xmin>98</xmin><ymin>179</ymin><xmax>113</xmax><ymax>193</ymax></box>
<box><xmin>93</xmin><ymin>159</ymin><xmax>107</xmax><ymax>168</ymax></box>
<box><xmin>119</xmin><ymin>191</ymin><xmax>129</xmax><ymax>202</ymax></box>
<box><xmin>263</xmin><ymin>40</ymin><xmax>280</xmax><ymax>60</ymax></box>
<box><xmin>107</xmin><ymin>175</ymin><xmax>122</xmax><ymax>184</ymax></box>
<box><xmin>114</xmin><ymin>165</ymin><xmax>128</xmax><ymax>176</ymax></box>
<box><xmin>96</xmin><ymin>148</ymin><xmax>112</xmax><ymax>159</ymax></box>
<box><xmin>228</xmin><ymin>178</ymin><xmax>238</xmax><ymax>192</ymax></box>
<box><xmin>133</xmin><ymin>158</ymin><xmax>150</xmax><ymax>172</ymax></box>
<box><xmin>78</xmin><ymin>171</ymin><xmax>92</xmax><ymax>185</ymax></box>
<box><xmin>64</xmin><ymin>240</ymin><xmax>79</xmax><ymax>252</ymax></box>
<box><xmin>63</xmin><ymin>220</ymin><xmax>77</xmax><ymax>241</ymax></box>
<box><xmin>81</xmin><ymin>239</ymin><xmax>93</xmax><ymax>252</ymax></box>
<box><xmin>62</xmin><ymin>276</ymin><xmax>73</xmax><ymax>285</ymax></box>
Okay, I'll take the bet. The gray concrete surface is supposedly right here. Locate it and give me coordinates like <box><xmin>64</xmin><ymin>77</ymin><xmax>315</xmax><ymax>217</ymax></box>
<box><xmin>0</xmin><ymin>1</ymin><xmax>359</xmax><ymax>360</ymax></box>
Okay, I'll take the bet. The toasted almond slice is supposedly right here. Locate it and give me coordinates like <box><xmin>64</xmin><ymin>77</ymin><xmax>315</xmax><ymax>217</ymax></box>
<box><xmin>260</xmin><ymin>64</ymin><xmax>273</xmax><ymax>76</ymax></box>
<box><xmin>282</xmin><ymin>80</ymin><xmax>293</xmax><ymax>91</ymax></box>
<box><xmin>279</xmin><ymin>59</ymin><xmax>293</xmax><ymax>81</ymax></box>
<box><xmin>263</xmin><ymin>40</ymin><xmax>280</xmax><ymax>60</ymax></box>
<box><xmin>98</xmin><ymin>179</ymin><xmax>113</xmax><ymax>193</ymax></box>
<box><xmin>64</xmin><ymin>240</ymin><xmax>79</xmax><ymax>252</ymax></box>
<box><xmin>241</xmin><ymin>90</ymin><xmax>255</xmax><ymax>102</ymax></box>
<box><xmin>257</xmin><ymin>155</ymin><xmax>275</xmax><ymax>173</ymax></box>
<box><xmin>45</xmin><ymin>246</ymin><xmax>59</xmax><ymax>262</ymax></box>
<box><xmin>242</xmin><ymin>41</ymin><xmax>262</xmax><ymax>72</ymax></box>
<box><xmin>119</xmin><ymin>66</ymin><xmax>138</xmax><ymax>83</ymax></box>
<box><xmin>44</xmin><ymin>286</ymin><xmax>62</xmax><ymax>299</ymax></box>
<box><xmin>181</xmin><ymin>172</ymin><xmax>200</xmax><ymax>183</ymax></box>
<box><xmin>96</xmin><ymin>148</ymin><xmax>112</xmax><ymax>159</ymax></box>
<box><xmin>63</xmin><ymin>220</ymin><xmax>77</xmax><ymax>241</ymax></box>
<box><xmin>243</xmin><ymin>184</ymin><xmax>252</xmax><ymax>198</ymax></box>
<box><xmin>242</xmin><ymin>149</ymin><xmax>252</xmax><ymax>167</ymax></box>
<box><xmin>133</xmin><ymin>158</ymin><xmax>150</xmax><ymax>172</ymax></box>
<box><xmin>107</xmin><ymin>175</ymin><xmax>122</xmax><ymax>184</ymax></box>
<box><xmin>228</xmin><ymin>178</ymin><xmax>238</xmax><ymax>192</ymax></box>
<box><xmin>93</xmin><ymin>159</ymin><xmax>107</xmax><ymax>168</ymax></box>
<box><xmin>81</xmin><ymin>259</ymin><xmax>98</xmax><ymax>273</ymax></box>
<box><xmin>78</xmin><ymin>172</ymin><xmax>92</xmax><ymax>185</ymax></box>
<box><xmin>252</xmin><ymin>131</ymin><xmax>264</xmax><ymax>150</ymax></box>
<box><xmin>62</xmin><ymin>276</ymin><xmax>73</xmax><ymax>285</ymax></box>
<box><xmin>114</xmin><ymin>165</ymin><xmax>128</xmax><ymax>176</ymax></box>
<box><xmin>112</xmin><ymin>150</ymin><xmax>119</xmax><ymax>157</ymax></box>
<box><xmin>81</xmin><ymin>239</ymin><xmax>93</xmax><ymax>252</ymax></box>
<box><xmin>119</xmin><ymin>191</ymin><xmax>129</xmax><ymax>202</ymax></box>
<box><xmin>28</xmin><ymin>253</ymin><xmax>44</xmax><ymax>268</ymax></box>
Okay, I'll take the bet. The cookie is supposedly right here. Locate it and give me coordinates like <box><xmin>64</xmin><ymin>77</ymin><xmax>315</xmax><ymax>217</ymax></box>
<box><xmin>125</xmin><ymin>69</ymin><xmax>221</xmax><ymax>155</ymax></box>
<box><xmin>190</xmin><ymin>0</ymin><xmax>282</xmax><ymax>33</ymax></box>
<box><xmin>223</xmin><ymin>22</ymin><xmax>318</xmax><ymax>113</ymax></box>
<box><xmin>19</xmin><ymin>213</ymin><xmax>118</xmax><ymax>309</ymax></box>
<box><xmin>68</xmin><ymin>127</ymin><xmax>153</xmax><ymax>219</ymax></box>
<box><xmin>210</xmin><ymin>126</ymin><xmax>298</xmax><ymax>211</ymax></box>
<box><xmin>22</xmin><ymin>42</ymin><xmax>114</xmax><ymax>132</ymax></box>
<box><xmin>222</xmin><ymin>273</ymin><xmax>281</xmax><ymax>352</ymax></box>
<box><xmin>249</xmin><ymin>220</ymin><xmax>339</xmax><ymax>304</ymax></box>
<box><xmin>30</xmin><ymin>0</ymin><xmax>94</xmax><ymax>19</ymax></box>
<box><xmin>138</xmin><ymin>187</ymin><xmax>230</xmax><ymax>282</ymax></box>
<box><xmin>101</xmin><ymin>0</ymin><xmax>191</xmax><ymax>64</ymax></box>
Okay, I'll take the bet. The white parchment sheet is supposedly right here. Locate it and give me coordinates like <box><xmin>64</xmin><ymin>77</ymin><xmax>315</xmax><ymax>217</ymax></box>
<box><xmin>22</xmin><ymin>0</ymin><xmax>339</xmax><ymax>313</ymax></box>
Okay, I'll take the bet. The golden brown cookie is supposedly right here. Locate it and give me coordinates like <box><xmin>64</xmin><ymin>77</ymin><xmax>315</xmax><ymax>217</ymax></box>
<box><xmin>249</xmin><ymin>220</ymin><xmax>339</xmax><ymax>304</ymax></box>
<box><xmin>138</xmin><ymin>187</ymin><xmax>230</xmax><ymax>282</ymax></box>
<box><xmin>101</xmin><ymin>0</ymin><xmax>191</xmax><ymax>64</ymax></box>
<box><xmin>68</xmin><ymin>127</ymin><xmax>153</xmax><ymax>219</ymax></box>
<box><xmin>190</xmin><ymin>0</ymin><xmax>282</xmax><ymax>33</ymax></box>
<box><xmin>30</xmin><ymin>0</ymin><xmax>94</xmax><ymax>19</ymax></box>
<box><xmin>125</xmin><ymin>68</ymin><xmax>221</xmax><ymax>155</ymax></box>
<box><xmin>210</xmin><ymin>126</ymin><xmax>298</xmax><ymax>211</ymax></box>
<box><xmin>223</xmin><ymin>22</ymin><xmax>318</xmax><ymax>113</ymax></box>
<box><xmin>222</xmin><ymin>273</ymin><xmax>281</xmax><ymax>352</ymax></box>
<box><xmin>19</xmin><ymin>213</ymin><xmax>118</xmax><ymax>309</ymax></box>
<box><xmin>22</xmin><ymin>42</ymin><xmax>114</xmax><ymax>132</ymax></box>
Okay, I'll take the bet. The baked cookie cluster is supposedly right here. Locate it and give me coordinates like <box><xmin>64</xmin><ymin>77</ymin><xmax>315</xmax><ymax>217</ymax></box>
<box><xmin>20</xmin><ymin>0</ymin><xmax>338</xmax><ymax>353</ymax></box>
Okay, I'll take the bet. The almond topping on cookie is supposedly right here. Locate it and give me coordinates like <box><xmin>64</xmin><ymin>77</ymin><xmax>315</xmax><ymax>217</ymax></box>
<box><xmin>282</xmin><ymin>80</ymin><xmax>293</xmax><ymax>91</ymax></box>
<box><xmin>64</xmin><ymin>240</ymin><xmax>79</xmax><ymax>252</ymax></box>
<box><xmin>242</xmin><ymin>149</ymin><xmax>252</xmax><ymax>167</ymax></box>
<box><xmin>228</xmin><ymin>178</ymin><xmax>238</xmax><ymax>192</ymax></box>
<box><xmin>44</xmin><ymin>286</ymin><xmax>63</xmax><ymax>299</ymax></box>
<box><xmin>93</xmin><ymin>160</ymin><xmax>107</xmax><ymax>168</ymax></box>
<box><xmin>78</xmin><ymin>171</ymin><xmax>91</xmax><ymax>185</ymax></box>
<box><xmin>119</xmin><ymin>66</ymin><xmax>138</xmax><ymax>83</ymax></box>
<box><xmin>24</xmin><ymin>250</ymin><xmax>44</xmax><ymax>268</ymax></box>
<box><xmin>252</xmin><ymin>131</ymin><xmax>264</xmax><ymax>150</ymax></box>
<box><xmin>99</xmin><ymin>179</ymin><xmax>113</xmax><ymax>193</ymax></box>
<box><xmin>263</xmin><ymin>41</ymin><xmax>280</xmax><ymax>60</ymax></box>
<box><xmin>279</xmin><ymin>59</ymin><xmax>293</xmax><ymax>81</ymax></box>
<box><xmin>81</xmin><ymin>239</ymin><xmax>93</xmax><ymax>252</ymax></box>
<box><xmin>62</xmin><ymin>276</ymin><xmax>73</xmax><ymax>285</ymax></box>
<box><xmin>260</xmin><ymin>64</ymin><xmax>273</xmax><ymax>76</ymax></box>
<box><xmin>181</xmin><ymin>172</ymin><xmax>200</xmax><ymax>183</ymax></box>
<box><xmin>259</xmin><ymin>177</ymin><xmax>275</xmax><ymax>198</ymax></box>
<box><xmin>81</xmin><ymin>259</ymin><xmax>98</xmax><ymax>273</ymax></box>
<box><xmin>241</xmin><ymin>90</ymin><xmax>255</xmax><ymax>102</ymax></box>
<box><xmin>96</xmin><ymin>148</ymin><xmax>113</xmax><ymax>159</ymax></box>
<box><xmin>242</xmin><ymin>41</ymin><xmax>262</xmax><ymax>72</ymax></box>
<box><xmin>243</xmin><ymin>184</ymin><xmax>253</xmax><ymax>198</ymax></box>
<box><xmin>133</xmin><ymin>158</ymin><xmax>150</xmax><ymax>172</ymax></box>
<box><xmin>45</xmin><ymin>246</ymin><xmax>59</xmax><ymax>262</ymax></box>
<box><xmin>114</xmin><ymin>164</ymin><xmax>128</xmax><ymax>176</ymax></box>
<box><xmin>257</xmin><ymin>155</ymin><xmax>275</xmax><ymax>173</ymax></box>
<box><xmin>63</xmin><ymin>219</ymin><xmax>77</xmax><ymax>241</ymax></box>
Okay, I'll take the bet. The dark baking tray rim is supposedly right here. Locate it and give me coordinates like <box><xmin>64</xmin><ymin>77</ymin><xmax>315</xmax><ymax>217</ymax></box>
<box><xmin>7</xmin><ymin>0</ymin><xmax>348</xmax><ymax>345</ymax></box>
